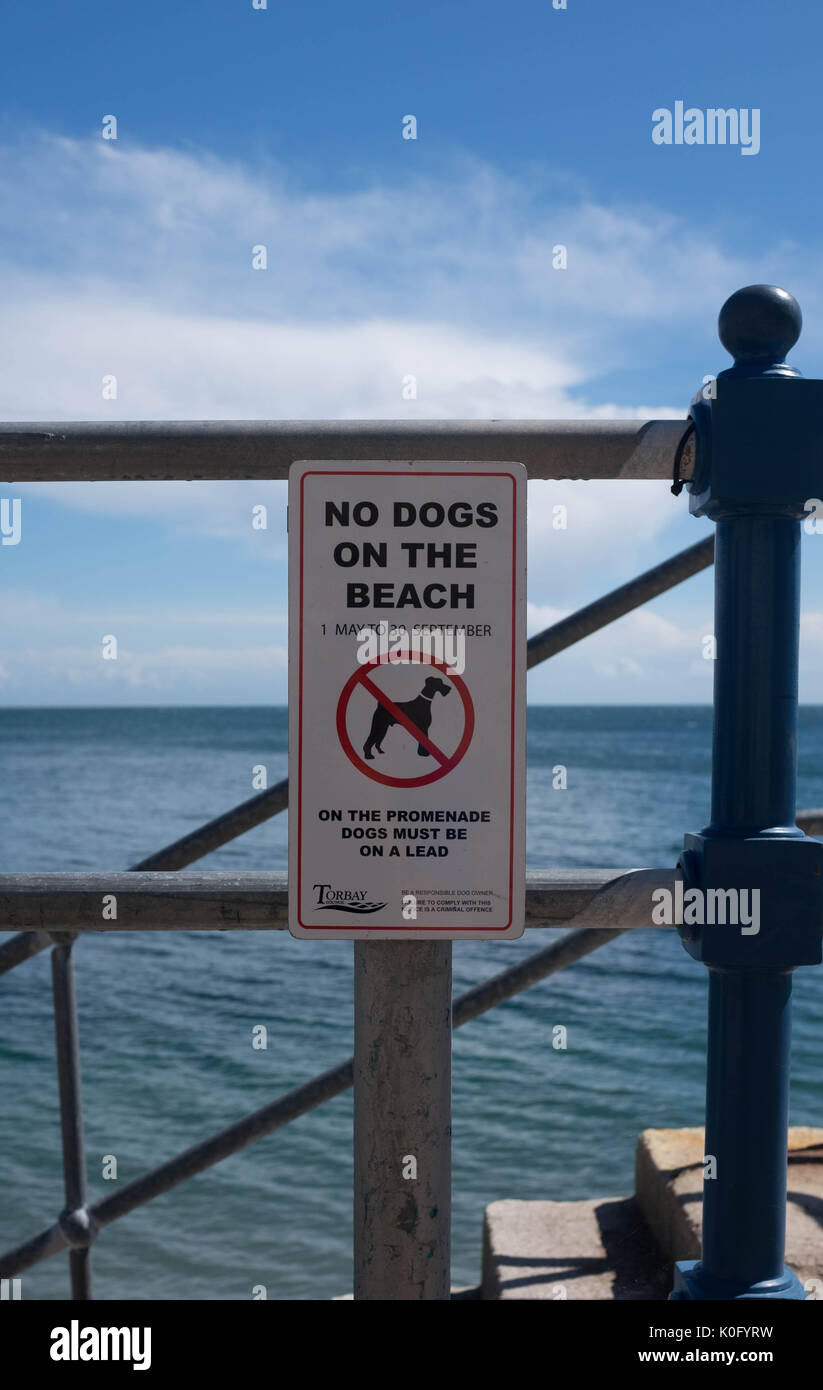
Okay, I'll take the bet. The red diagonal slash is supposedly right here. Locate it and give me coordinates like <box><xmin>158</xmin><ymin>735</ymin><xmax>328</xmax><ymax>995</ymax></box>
<box><xmin>336</xmin><ymin>654</ymin><xmax>474</xmax><ymax>788</ymax></box>
<box><xmin>358</xmin><ymin>672</ymin><xmax>450</xmax><ymax>765</ymax></box>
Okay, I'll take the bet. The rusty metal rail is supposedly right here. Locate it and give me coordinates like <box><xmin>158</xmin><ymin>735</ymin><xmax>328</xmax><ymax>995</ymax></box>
<box><xmin>0</xmin><ymin>418</ymin><xmax>686</xmax><ymax>482</ymax></box>
<box><xmin>0</xmin><ymin>868</ymin><xmax>679</xmax><ymax>934</ymax></box>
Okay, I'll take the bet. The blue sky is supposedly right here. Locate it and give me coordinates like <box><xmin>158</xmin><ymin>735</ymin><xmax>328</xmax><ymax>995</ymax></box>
<box><xmin>2</xmin><ymin>0</ymin><xmax>823</xmax><ymax>704</ymax></box>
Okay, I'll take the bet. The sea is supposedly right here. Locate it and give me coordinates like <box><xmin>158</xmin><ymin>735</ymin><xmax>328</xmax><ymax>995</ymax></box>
<box><xmin>2</xmin><ymin>705</ymin><xmax>822</xmax><ymax>1300</ymax></box>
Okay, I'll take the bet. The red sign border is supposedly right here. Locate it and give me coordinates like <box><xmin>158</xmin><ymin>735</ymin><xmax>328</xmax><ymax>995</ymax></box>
<box><xmin>297</xmin><ymin>468</ymin><xmax>518</xmax><ymax>932</ymax></box>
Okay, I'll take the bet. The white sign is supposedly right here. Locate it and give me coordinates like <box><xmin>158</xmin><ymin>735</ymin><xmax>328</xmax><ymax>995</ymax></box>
<box><xmin>289</xmin><ymin>460</ymin><xmax>526</xmax><ymax>939</ymax></box>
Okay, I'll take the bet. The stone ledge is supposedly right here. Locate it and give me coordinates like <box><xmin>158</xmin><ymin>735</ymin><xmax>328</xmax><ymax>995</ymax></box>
<box><xmin>482</xmin><ymin>1195</ymin><xmax>671</xmax><ymax>1300</ymax></box>
<box><xmin>635</xmin><ymin>1125</ymin><xmax>823</xmax><ymax>1290</ymax></box>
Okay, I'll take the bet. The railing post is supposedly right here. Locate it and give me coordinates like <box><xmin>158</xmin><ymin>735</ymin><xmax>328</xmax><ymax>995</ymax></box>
<box><xmin>50</xmin><ymin>934</ymin><xmax>96</xmax><ymax>1299</ymax></box>
<box><xmin>672</xmin><ymin>285</ymin><xmax>823</xmax><ymax>1300</ymax></box>
<box><xmin>353</xmin><ymin>941</ymin><xmax>452</xmax><ymax>1300</ymax></box>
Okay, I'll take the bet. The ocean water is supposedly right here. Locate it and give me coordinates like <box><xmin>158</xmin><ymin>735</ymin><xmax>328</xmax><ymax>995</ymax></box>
<box><xmin>2</xmin><ymin>705</ymin><xmax>823</xmax><ymax>1300</ymax></box>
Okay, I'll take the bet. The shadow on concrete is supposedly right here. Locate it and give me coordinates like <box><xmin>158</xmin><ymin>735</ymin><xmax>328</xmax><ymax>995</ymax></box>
<box><xmin>493</xmin><ymin>1197</ymin><xmax>671</xmax><ymax>1300</ymax></box>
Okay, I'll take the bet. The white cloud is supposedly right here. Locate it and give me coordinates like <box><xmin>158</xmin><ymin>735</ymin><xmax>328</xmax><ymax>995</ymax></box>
<box><xmin>0</xmin><ymin>640</ymin><xmax>287</xmax><ymax>700</ymax></box>
<box><xmin>0</xmin><ymin>133</ymin><xmax>727</xmax><ymax>563</ymax></box>
<box><xmin>1</xmin><ymin>299</ymin><xmax>592</xmax><ymax>422</ymax></box>
<box><xmin>524</xmin><ymin>601</ymin><xmax>823</xmax><ymax>703</ymax></box>
<box><xmin>0</xmin><ymin>137</ymin><xmax>748</xmax><ymax>332</ymax></box>
<box><xmin>2</xmin><ymin>589</ymin><xmax>286</xmax><ymax>632</ymax></box>
<box><xmin>527</xmin><ymin>602</ymin><xmax>716</xmax><ymax>702</ymax></box>
<box><xmin>526</xmin><ymin>479</ymin><xmax>699</xmax><ymax>595</ymax></box>
<box><xmin>1</xmin><ymin>131</ymin><xmax>819</xmax><ymax>702</ymax></box>
<box><xmin>0</xmin><ymin>590</ymin><xmax>288</xmax><ymax>703</ymax></box>
<box><xmin>0</xmin><ymin>131</ymin><xmax>761</xmax><ymax>429</ymax></box>
<box><xmin>13</xmin><ymin>478</ymin><xmax>289</xmax><ymax>550</ymax></box>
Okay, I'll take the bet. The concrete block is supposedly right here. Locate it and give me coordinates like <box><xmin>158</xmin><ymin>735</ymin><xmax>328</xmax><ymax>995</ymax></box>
<box><xmin>635</xmin><ymin>1126</ymin><xmax>823</xmax><ymax>1289</ymax></box>
<box><xmin>482</xmin><ymin>1196</ymin><xmax>671</xmax><ymax>1300</ymax></box>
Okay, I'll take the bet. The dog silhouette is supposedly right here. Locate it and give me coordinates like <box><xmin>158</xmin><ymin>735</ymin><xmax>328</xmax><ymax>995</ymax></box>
<box><xmin>363</xmin><ymin>674</ymin><xmax>451</xmax><ymax>760</ymax></box>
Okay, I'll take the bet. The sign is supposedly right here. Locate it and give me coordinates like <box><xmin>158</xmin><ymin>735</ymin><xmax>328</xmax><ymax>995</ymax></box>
<box><xmin>288</xmin><ymin>460</ymin><xmax>526</xmax><ymax>939</ymax></box>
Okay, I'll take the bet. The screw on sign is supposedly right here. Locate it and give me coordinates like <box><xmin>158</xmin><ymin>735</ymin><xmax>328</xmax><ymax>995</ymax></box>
<box><xmin>336</xmin><ymin>653</ymin><xmax>475</xmax><ymax>789</ymax></box>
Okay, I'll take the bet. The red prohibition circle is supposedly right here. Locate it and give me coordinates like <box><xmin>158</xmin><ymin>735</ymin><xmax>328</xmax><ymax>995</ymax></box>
<box><xmin>335</xmin><ymin>652</ymin><xmax>475</xmax><ymax>787</ymax></box>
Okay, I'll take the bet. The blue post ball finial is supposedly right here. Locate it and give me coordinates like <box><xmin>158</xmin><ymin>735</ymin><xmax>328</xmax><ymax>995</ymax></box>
<box><xmin>717</xmin><ymin>285</ymin><xmax>802</xmax><ymax>377</ymax></box>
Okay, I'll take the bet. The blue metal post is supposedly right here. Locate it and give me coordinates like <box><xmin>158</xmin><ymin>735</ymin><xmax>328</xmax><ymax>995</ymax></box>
<box><xmin>701</xmin><ymin>969</ymin><xmax>792</xmax><ymax>1290</ymax></box>
<box><xmin>672</xmin><ymin>285</ymin><xmax>823</xmax><ymax>1300</ymax></box>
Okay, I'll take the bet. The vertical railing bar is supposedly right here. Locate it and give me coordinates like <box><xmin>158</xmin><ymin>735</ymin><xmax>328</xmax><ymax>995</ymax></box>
<box><xmin>50</xmin><ymin>934</ymin><xmax>93</xmax><ymax>1300</ymax></box>
<box><xmin>354</xmin><ymin>940</ymin><xmax>452</xmax><ymax>1300</ymax></box>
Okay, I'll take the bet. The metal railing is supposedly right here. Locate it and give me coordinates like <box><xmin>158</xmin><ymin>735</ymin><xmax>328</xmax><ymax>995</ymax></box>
<box><xmin>0</xmin><ymin>410</ymin><xmax>815</xmax><ymax>1299</ymax></box>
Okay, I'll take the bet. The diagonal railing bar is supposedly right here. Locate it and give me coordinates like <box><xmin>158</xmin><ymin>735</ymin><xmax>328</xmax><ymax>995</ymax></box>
<box><xmin>131</xmin><ymin>781</ymin><xmax>289</xmax><ymax>872</ymax></box>
<box><xmin>0</xmin><ymin>922</ymin><xmax>625</xmax><ymax>1279</ymax></box>
<box><xmin>0</xmin><ymin>536</ymin><xmax>716</xmax><ymax>976</ymax></box>
<box><xmin>525</xmin><ymin>535</ymin><xmax>714</xmax><ymax>668</ymax></box>
<box><xmin>0</xmin><ymin>927</ymin><xmax>52</xmax><ymax>974</ymax></box>
<box><xmin>102</xmin><ymin>538</ymin><xmax>719</xmax><ymax>870</ymax></box>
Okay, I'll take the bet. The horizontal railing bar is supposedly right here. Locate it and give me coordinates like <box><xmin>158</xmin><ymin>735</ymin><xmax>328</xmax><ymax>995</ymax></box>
<box><xmin>0</xmin><ymin>871</ymin><xmax>290</xmax><ymax>931</ymax></box>
<box><xmin>0</xmin><ymin>419</ymin><xmax>687</xmax><ymax>482</ymax></box>
<box><xmin>2</xmin><ymin>527</ymin><xmax>816</xmax><ymax>969</ymax></box>
<box><xmin>0</xmin><ymin>535</ymin><xmax>717</xmax><ymax>972</ymax></box>
<box><xmin>3</xmin><ymin>811</ymin><xmax>817</xmax><ymax>967</ymax></box>
<box><xmin>0</xmin><ymin>530</ymin><xmax>722</xmax><ymax>967</ymax></box>
<box><xmin>0</xmin><ymin>782</ymin><xmax>290</xmax><ymax>976</ymax></box>
<box><xmin>0</xmin><ymin>868</ymin><xmax>679</xmax><ymax>933</ymax></box>
<box><xmin>0</xmin><ymin>920</ymin><xmax>624</xmax><ymax>1278</ymax></box>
